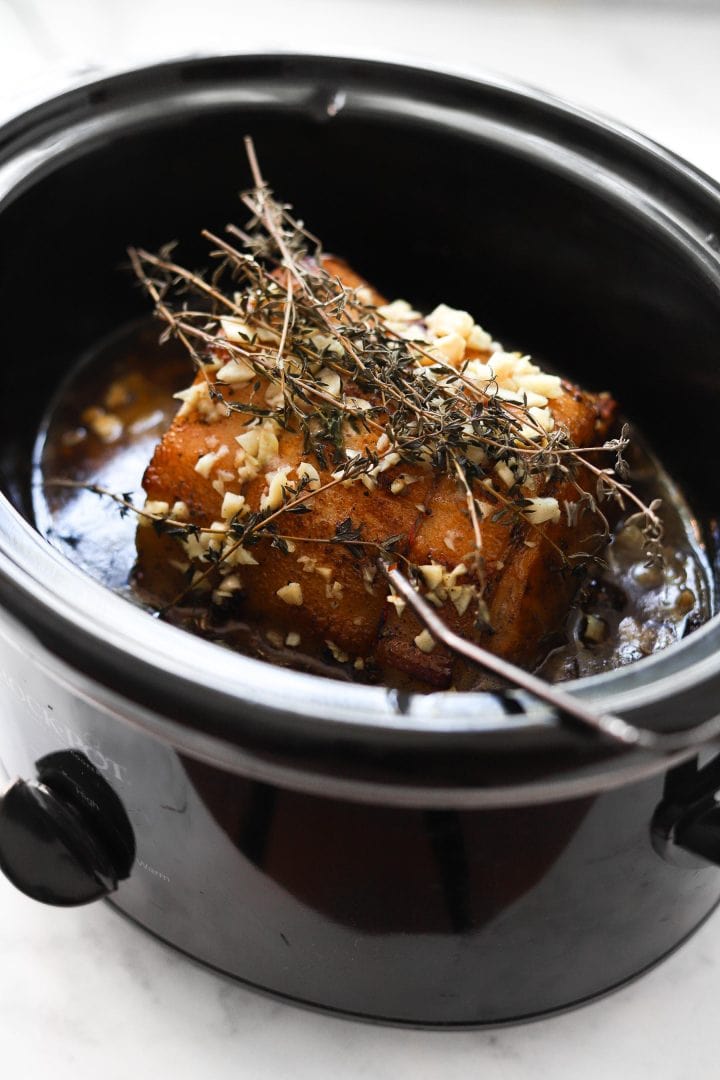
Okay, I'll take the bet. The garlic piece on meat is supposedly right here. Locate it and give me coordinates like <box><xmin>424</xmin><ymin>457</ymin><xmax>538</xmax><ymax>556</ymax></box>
<box><xmin>221</xmin><ymin>492</ymin><xmax>247</xmax><ymax>520</ymax></box>
<box><xmin>414</xmin><ymin>629</ymin><xmax>437</xmax><ymax>653</ymax></box>
<box><xmin>276</xmin><ymin>582</ymin><xmax>303</xmax><ymax>606</ymax></box>
<box><xmin>419</xmin><ymin>564</ymin><xmax>444</xmax><ymax>591</ymax></box>
<box><xmin>426</xmin><ymin>304</ymin><xmax>474</xmax><ymax>340</ymax></box>
<box><xmin>377</xmin><ymin>299</ymin><xmax>421</xmax><ymax>323</ymax></box>
<box><xmin>261</xmin><ymin>465</ymin><xmax>291</xmax><ymax>511</ymax></box>
<box><xmin>317</xmin><ymin>367</ymin><xmax>342</xmax><ymax>398</ymax></box>
<box><xmin>296</xmin><ymin>461</ymin><xmax>321</xmax><ymax>490</ymax></box>
<box><xmin>525</xmin><ymin>497</ymin><xmax>561</xmax><ymax>525</ymax></box>
<box><xmin>515</xmin><ymin>372</ymin><xmax>563</xmax><ymax>400</ymax></box>
<box><xmin>138</xmin><ymin>500</ymin><xmax>169</xmax><ymax>525</ymax></box>
<box><xmin>429</xmin><ymin>331</ymin><xmax>466</xmax><ymax>365</ymax></box>
<box><xmin>216</xmin><ymin>357</ymin><xmax>255</xmax><ymax>384</ymax></box>
<box><xmin>467</xmin><ymin>323</ymin><xmax>493</xmax><ymax>351</ymax></box>
<box><xmin>220</xmin><ymin>317</ymin><xmax>254</xmax><ymax>343</ymax></box>
<box><xmin>194</xmin><ymin>445</ymin><xmax>229</xmax><ymax>478</ymax></box>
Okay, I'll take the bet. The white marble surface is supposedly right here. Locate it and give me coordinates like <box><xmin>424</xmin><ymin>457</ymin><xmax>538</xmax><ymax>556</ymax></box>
<box><xmin>2</xmin><ymin>868</ymin><xmax>720</xmax><ymax>1079</ymax></box>
<box><xmin>3</xmin><ymin>1</ymin><xmax>720</xmax><ymax>1076</ymax></box>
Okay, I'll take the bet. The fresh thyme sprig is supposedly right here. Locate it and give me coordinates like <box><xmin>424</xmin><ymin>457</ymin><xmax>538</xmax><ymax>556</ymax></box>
<box><xmin>118</xmin><ymin>137</ymin><xmax>665</xmax><ymax>619</ymax></box>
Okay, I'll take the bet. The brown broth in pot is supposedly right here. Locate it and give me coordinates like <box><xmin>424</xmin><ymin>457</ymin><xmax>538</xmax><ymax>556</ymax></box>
<box><xmin>33</xmin><ymin>320</ymin><xmax>714</xmax><ymax>688</ymax></box>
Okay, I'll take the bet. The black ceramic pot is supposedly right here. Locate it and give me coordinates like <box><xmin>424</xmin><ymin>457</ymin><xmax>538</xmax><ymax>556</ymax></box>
<box><xmin>1</xmin><ymin>55</ymin><xmax>720</xmax><ymax>1026</ymax></box>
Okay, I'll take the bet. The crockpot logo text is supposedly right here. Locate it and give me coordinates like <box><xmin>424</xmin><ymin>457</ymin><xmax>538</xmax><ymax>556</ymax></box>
<box><xmin>0</xmin><ymin>665</ymin><xmax>128</xmax><ymax>784</ymax></box>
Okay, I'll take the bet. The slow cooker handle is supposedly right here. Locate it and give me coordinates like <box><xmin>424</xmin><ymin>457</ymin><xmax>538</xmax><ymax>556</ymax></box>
<box><xmin>653</xmin><ymin>755</ymin><xmax>720</xmax><ymax>869</ymax></box>
<box><xmin>0</xmin><ymin>758</ymin><xmax>134</xmax><ymax>906</ymax></box>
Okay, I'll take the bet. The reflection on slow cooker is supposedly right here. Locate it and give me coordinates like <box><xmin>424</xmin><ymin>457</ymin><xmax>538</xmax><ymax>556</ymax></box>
<box><xmin>181</xmin><ymin>755</ymin><xmax>592</xmax><ymax>934</ymax></box>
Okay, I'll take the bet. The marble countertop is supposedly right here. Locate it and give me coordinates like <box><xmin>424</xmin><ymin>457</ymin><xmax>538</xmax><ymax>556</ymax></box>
<box><xmin>1</xmin><ymin>867</ymin><xmax>720</xmax><ymax>1080</ymax></box>
<box><xmin>2</xmin><ymin>1</ymin><xmax>720</xmax><ymax>1076</ymax></box>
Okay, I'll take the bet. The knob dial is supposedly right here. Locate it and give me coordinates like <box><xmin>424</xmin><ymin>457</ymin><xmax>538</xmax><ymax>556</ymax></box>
<box><xmin>0</xmin><ymin>751</ymin><xmax>135</xmax><ymax>906</ymax></box>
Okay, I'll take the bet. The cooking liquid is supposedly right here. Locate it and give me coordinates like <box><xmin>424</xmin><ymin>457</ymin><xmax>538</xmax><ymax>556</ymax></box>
<box><xmin>33</xmin><ymin>320</ymin><xmax>714</xmax><ymax>687</ymax></box>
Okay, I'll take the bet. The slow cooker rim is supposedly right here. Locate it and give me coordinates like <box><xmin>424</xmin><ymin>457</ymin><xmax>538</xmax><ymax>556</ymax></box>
<box><xmin>1</xmin><ymin>52</ymin><xmax>720</xmax><ymax>756</ymax></box>
<box><xmin>4</xmin><ymin>48</ymin><xmax>720</xmax><ymax>204</ymax></box>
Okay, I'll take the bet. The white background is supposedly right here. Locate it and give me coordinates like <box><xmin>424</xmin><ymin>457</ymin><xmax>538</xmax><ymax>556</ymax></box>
<box><xmin>2</xmin><ymin>1</ymin><xmax>720</xmax><ymax>1077</ymax></box>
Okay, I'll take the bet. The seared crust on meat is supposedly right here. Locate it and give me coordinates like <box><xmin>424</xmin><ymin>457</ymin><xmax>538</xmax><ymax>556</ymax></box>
<box><xmin>136</xmin><ymin>258</ymin><xmax>616</xmax><ymax>690</ymax></box>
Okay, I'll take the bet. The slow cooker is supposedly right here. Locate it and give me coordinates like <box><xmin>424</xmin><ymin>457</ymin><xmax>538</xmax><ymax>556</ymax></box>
<box><xmin>1</xmin><ymin>54</ymin><xmax>720</xmax><ymax>1026</ymax></box>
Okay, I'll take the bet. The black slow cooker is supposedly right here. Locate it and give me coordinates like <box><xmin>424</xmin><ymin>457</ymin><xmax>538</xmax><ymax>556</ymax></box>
<box><xmin>1</xmin><ymin>54</ymin><xmax>720</xmax><ymax>1027</ymax></box>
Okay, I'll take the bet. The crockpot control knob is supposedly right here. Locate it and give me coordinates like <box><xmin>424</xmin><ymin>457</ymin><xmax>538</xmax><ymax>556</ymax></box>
<box><xmin>0</xmin><ymin>777</ymin><xmax>123</xmax><ymax>905</ymax></box>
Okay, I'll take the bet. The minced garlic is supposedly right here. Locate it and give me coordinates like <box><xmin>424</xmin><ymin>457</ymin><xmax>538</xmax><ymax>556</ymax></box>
<box><xmin>426</xmin><ymin>304</ymin><xmax>474</xmax><ymax>340</ymax></box>
<box><xmin>173</xmin><ymin>381</ymin><xmax>225</xmax><ymax>421</ymax></box>
<box><xmin>448</xmin><ymin>584</ymin><xmax>475</xmax><ymax>617</ymax></box>
<box><xmin>419</xmin><ymin>564</ymin><xmax>444</xmax><ymax>591</ymax></box>
<box><xmin>171</xmin><ymin>501</ymin><xmax>189</xmax><ymax>520</ymax></box>
<box><xmin>355</xmin><ymin>286</ymin><xmax>375</xmax><ymax>307</ymax></box>
<box><xmin>525</xmin><ymin>497</ymin><xmax>561</xmax><ymax>525</ymax></box>
<box><xmin>317</xmin><ymin>367</ymin><xmax>342</xmax><ymax>398</ymax></box>
<box><xmin>221</xmin><ymin>492</ymin><xmax>247</xmax><ymax>520</ymax></box>
<box><xmin>326</xmin><ymin>640</ymin><xmax>350</xmax><ymax>663</ymax></box>
<box><xmin>220</xmin><ymin>316</ymin><xmax>254</xmax><ymax>343</ymax></box>
<box><xmin>296</xmin><ymin>461</ymin><xmax>321</xmax><ymax>490</ymax></box>
<box><xmin>467</xmin><ymin>323</ymin><xmax>492</xmax><ymax>350</ymax></box>
<box><xmin>430</xmin><ymin>331</ymin><xmax>466</xmax><ymax>365</ymax></box>
<box><xmin>194</xmin><ymin>444</ymin><xmax>229</xmax><ymax>478</ymax></box>
<box><xmin>261</xmin><ymin>465</ymin><xmax>291</xmax><ymax>511</ymax></box>
<box><xmin>104</xmin><ymin>380</ymin><xmax>132</xmax><ymax>409</ymax></box>
<box><xmin>138</xmin><ymin>499</ymin><xmax>169</xmax><ymax>525</ymax></box>
<box><xmin>377</xmin><ymin>299</ymin><xmax>421</xmax><ymax>323</ymax></box>
<box><xmin>216</xmin><ymin>357</ymin><xmax>255</xmax><ymax>384</ymax></box>
<box><xmin>276</xmin><ymin>582</ymin><xmax>303</xmax><ymax>606</ymax></box>
<box><xmin>495</xmin><ymin>461</ymin><xmax>516</xmax><ymax>489</ymax></box>
<box><xmin>236</xmin><ymin>418</ymin><xmax>280</xmax><ymax>470</ymax></box>
<box><xmin>82</xmin><ymin>406</ymin><xmax>123</xmax><ymax>443</ymax></box>
<box><xmin>386</xmin><ymin>593</ymin><xmax>407</xmax><ymax>617</ymax></box>
<box><xmin>414</xmin><ymin>629</ymin><xmax>437</xmax><ymax>653</ymax></box>
<box><xmin>224</xmin><ymin>545</ymin><xmax>258</xmax><ymax>567</ymax></box>
<box><xmin>212</xmin><ymin>573</ymin><xmax>243</xmax><ymax>602</ymax></box>
<box><xmin>310</xmin><ymin>332</ymin><xmax>345</xmax><ymax>359</ymax></box>
<box><xmin>265</xmin><ymin>382</ymin><xmax>284</xmax><ymax>409</ymax></box>
<box><xmin>515</xmin><ymin>372</ymin><xmax>562</xmax><ymax>400</ymax></box>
